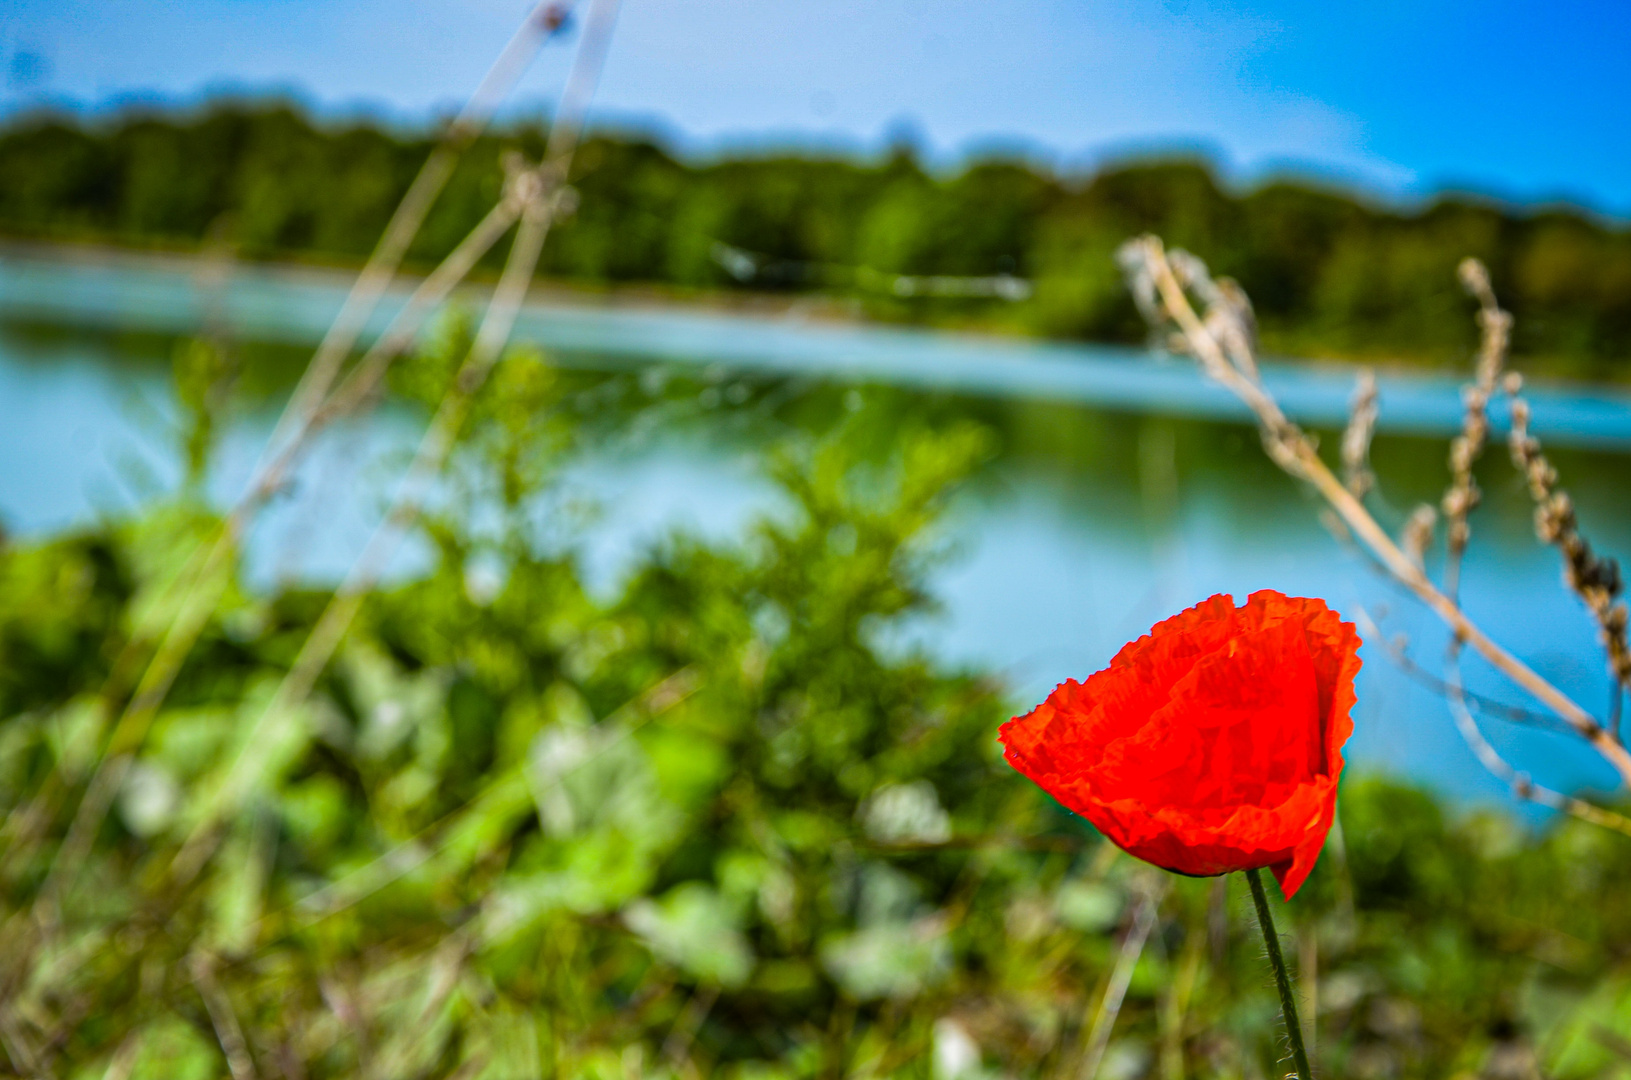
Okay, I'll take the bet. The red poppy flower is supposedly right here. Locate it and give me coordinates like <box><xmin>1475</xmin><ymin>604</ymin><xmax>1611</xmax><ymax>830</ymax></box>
<box><xmin>1000</xmin><ymin>590</ymin><xmax>1361</xmax><ymax>899</ymax></box>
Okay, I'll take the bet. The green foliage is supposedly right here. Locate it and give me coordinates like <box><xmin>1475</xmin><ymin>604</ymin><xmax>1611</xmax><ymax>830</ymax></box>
<box><xmin>4</xmin><ymin>104</ymin><xmax>1631</xmax><ymax>374</ymax></box>
<box><xmin>3</xmin><ymin>336</ymin><xmax>1631</xmax><ymax>1079</ymax></box>
<box><xmin>171</xmin><ymin>337</ymin><xmax>233</xmax><ymax>486</ymax></box>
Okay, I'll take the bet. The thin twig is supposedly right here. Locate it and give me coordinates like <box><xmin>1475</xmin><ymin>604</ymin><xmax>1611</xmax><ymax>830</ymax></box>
<box><xmin>1341</xmin><ymin>369</ymin><xmax>1377</xmax><ymax>499</ymax></box>
<box><xmin>169</xmin><ymin>178</ymin><xmax>555</xmax><ymax>885</ymax></box>
<box><xmin>193</xmin><ymin>953</ymin><xmax>259</xmax><ymax>1080</ymax></box>
<box><xmin>31</xmin><ymin>0</ymin><xmax>577</xmax><ymax>919</ymax></box>
<box><xmin>662</xmin><ymin>985</ymin><xmax>720</xmax><ymax>1067</ymax></box>
<box><xmin>1399</xmin><ymin>504</ymin><xmax>1438</xmax><ymax>573</ymax></box>
<box><xmin>168</xmin><ymin>0</ymin><xmax>623</xmax><ymax>885</ymax></box>
<box><xmin>257</xmin><ymin>187</ymin><xmax>528</xmax><ymax>493</ymax></box>
<box><xmin>1118</xmin><ymin>236</ymin><xmax>1631</xmax><ymax>789</ymax></box>
<box><xmin>1078</xmin><ymin>877</ymin><xmax>1163</xmax><ymax>1080</ymax></box>
<box><xmin>39</xmin><ymin>168</ymin><xmax>542</xmax><ymax>912</ymax></box>
<box><xmin>1443</xmin><ymin>640</ymin><xmax>1631</xmax><ymax>839</ymax></box>
<box><xmin>1507</xmin><ymin>383</ymin><xmax>1631</xmax><ymax>702</ymax></box>
<box><xmin>1443</xmin><ymin>260</ymin><xmax>1627</xmax><ymax>760</ymax></box>
<box><xmin>309</xmin><ymin>195</ymin><xmax>525</xmax><ymax>424</ymax></box>
<box><xmin>259</xmin><ymin>0</ymin><xmax>574</xmax><ymax>476</ymax></box>
<box><xmin>101</xmin><ymin>1032</ymin><xmax>142</xmax><ymax>1080</ymax></box>
<box><xmin>1440</xmin><ymin>258</ymin><xmax>1512</xmax><ymax>601</ymax></box>
<box><xmin>1351</xmin><ymin>606</ymin><xmax>1572</xmax><ymax>733</ymax></box>
<box><xmin>1352</xmin><ymin>606</ymin><xmax>1631</xmax><ymax>838</ymax></box>
<box><xmin>18</xmin><ymin>1</ymin><xmax>580</xmax><ymax>1040</ymax></box>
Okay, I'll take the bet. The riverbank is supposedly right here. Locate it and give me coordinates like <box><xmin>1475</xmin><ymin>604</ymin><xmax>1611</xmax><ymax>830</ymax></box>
<box><xmin>3</xmin><ymin>222</ymin><xmax>1626</xmax><ymax>386</ymax></box>
<box><xmin>6</xmin><ymin>238</ymin><xmax>1631</xmax><ymax>449</ymax></box>
<box><xmin>0</xmin><ymin>235</ymin><xmax>873</xmax><ymax>329</ymax></box>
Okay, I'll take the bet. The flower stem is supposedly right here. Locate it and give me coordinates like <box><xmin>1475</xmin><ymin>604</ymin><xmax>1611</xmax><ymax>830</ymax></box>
<box><xmin>1246</xmin><ymin>867</ymin><xmax>1312</xmax><ymax>1080</ymax></box>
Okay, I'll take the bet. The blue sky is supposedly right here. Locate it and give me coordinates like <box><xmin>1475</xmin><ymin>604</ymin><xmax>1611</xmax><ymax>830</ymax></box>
<box><xmin>3</xmin><ymin>0</ymin><xmax>1629</xmax><ymax>214</ymax></box>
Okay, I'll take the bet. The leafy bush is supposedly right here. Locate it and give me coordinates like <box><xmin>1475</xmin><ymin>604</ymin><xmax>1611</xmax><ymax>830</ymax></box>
<box><xmin>2</xmin><ymin>337</ymin><xmax>1631</xmax><ymax>1078</ymax></box>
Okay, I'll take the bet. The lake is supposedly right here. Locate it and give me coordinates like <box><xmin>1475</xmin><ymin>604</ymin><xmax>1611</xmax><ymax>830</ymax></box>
<box><xmin>5</xmin><ymin>242</ymin><xmax>1631</xmax><ymax>815</ymax></box>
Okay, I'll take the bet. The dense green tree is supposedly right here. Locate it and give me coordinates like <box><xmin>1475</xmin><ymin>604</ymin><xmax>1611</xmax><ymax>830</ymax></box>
<box><xmin>2</xmin><ymin>103</ymin><xmax>1630</xmax><ymax>374</ymax></box>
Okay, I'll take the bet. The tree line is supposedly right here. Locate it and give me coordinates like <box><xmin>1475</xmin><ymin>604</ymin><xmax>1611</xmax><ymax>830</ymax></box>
<box><xmin>2</xmin><ymin>102</ymin><xmax>1629</xmax><ymax>376</ymax></box>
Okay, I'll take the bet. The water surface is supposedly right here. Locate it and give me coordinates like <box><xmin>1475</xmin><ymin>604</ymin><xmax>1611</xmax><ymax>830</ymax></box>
<box><xmin>5</xmin><ymin>244</ymin><xmax>1629</xmax><ymax>816</ymax></box>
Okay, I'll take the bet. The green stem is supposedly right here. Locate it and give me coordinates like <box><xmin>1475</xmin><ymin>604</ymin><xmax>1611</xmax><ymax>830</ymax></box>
<box><xmin>1246</xmin><ymin>867</ymin><xmax>1312</xmax><ymax>1080</ymax></box>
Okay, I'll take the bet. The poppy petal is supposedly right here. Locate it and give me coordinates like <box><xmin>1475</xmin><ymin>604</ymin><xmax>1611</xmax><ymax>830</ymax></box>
<box><xmin>1000</xmin><ymin>591</ymin><xmax>1360</xmax><ymax>900</ymax></box>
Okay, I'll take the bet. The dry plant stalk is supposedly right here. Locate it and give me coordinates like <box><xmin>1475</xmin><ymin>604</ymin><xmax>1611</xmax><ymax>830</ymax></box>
<box><xmin>1454</xmin><ymin>256</ymin><xmax>1627</xmax><ymax>694</ymax></box>
<box><xmin>1440</xmin><ymin>258</ymin><xmax>1513</xmax><ymax>598</ymax></box>
<box><xmin>2</xmin><ymin>7</ymin><xmax>631</xmax><ymax>1075</ymax></box>
<box><xmin>1428</xmin><ymin>259</ymin><xmax>1631</xmax><ymax>826</ymax></box>
<box><xmin>264</xmin><ymin>0</ymin><xmax>577</xmax><ymax>468</ymax></box>
<box><xmin>22</xmin><ymin>0</ymin><xmax>591</xmax><ymax>914</ymax></box>
<box><xmin>172</xmin><ymin>0</ymin><xmax>624</xmax><ymax>883</ymax></box>
<box><xmin>26</xmin><ymin>163</ymin><xmax>552</xmax><ymax>918</ymax></box>
<box><xmin>1399</xmin><ymin>504</ymin><xmax>1438</xmax><ymax>572</ymax></box>
<box><xmin>1448</xmin><ymin>654</ymin><xmax>1631</xmax><ymax>837</ymax></box>
<box><xmin>1077</xmin><ymin>877</ymin><xmax>1165</xmax><ymax>1080</ymax></box>
<box><xmin>1353</xmin><ymin>606</ymin><xmax>1631</xmax><ymax>838</ymax></box>
<box><xmin>1341</xmin><ymin>369</ymin><xmax>1378</xmax><ymax>499</ymax></box>
<box><xmin>1507</xmin><ymin>384</ymin><xmax>1631</xmax><ymax>699</ymax></box>
<box><xmin>8</xmin><ymin>21</ymin><xmax>625</xmax><ymax>1074</ymax></box>
<box><xmin>1116</xmin><ymin>236</ymin><xmax>1631</xmax><ymax>797</ymax></box>
<box><xmin>192</xmin><ymin>953</ymin><xmax>258</xmax><ymax>1080</ymax></box>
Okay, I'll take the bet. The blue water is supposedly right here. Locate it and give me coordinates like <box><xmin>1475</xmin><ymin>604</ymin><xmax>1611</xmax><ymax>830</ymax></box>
<box><xmin>6</xmin><ymin>243</ymin><xmax>1631</xmax><ymax>448</ymax></box>
<box><xmin>4</xmin><ymin>243</ymin><xmax>1630</xmax><ymax>818</ymax></box>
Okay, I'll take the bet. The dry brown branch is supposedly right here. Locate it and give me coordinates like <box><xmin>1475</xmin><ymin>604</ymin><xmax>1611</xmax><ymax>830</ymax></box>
<box><xmin>1454</xmin><ymin>260</ymin><xmax>1626</xmax><ymax>702</ymax></box>
<box><xmin>1349</xmin><ymin>619</ymin><xmax>1568</xmax><ymax>732</ymax></box>
<box><xmin>193</xmin><ymin>953</ymin><xmax>259</xmax><ymax>1080</ymax></box>
<box><xmin>1076</xmin><ymin>877</ymin><xmax>1164</xmax><ymax>1080</ymax></box>
<box><xmin>1446</xmin><ymin>653</ymin><xmax>1631</xmax><ymax>841</ymax></box>
<box><xmin>1341</xmin><ymin>369</ymin><xmax>1378</xmax><ymax>498</ymax></box>
<box><xmin>28</xmin><ymin>0</ymin><xmax>587</xmax><ymax>920</ymax></box>
<box><xmin>100</xmin><ymin>1033</ymin><xmax>142</xmax><ymax>1080</ymax></box>
<box><xmin>662</xmin><ymin>985</ymin><xmax>720</xmax><ymax>1067</ymax></box>
<box><xmin>1439</xmin><ymin>259</ymin><xmax>1512</xmax><ymax>599</ymax></box>
<box><xmin>33</xmin><ymin>165</ymin><xmax>553</xmax><ymax>915</ymax></box>
<box><xmin>1507</xmin><ymin>382</ymin><xmax>1631</xmax><ymax>699</ymax></box>
<box><xmin>261</xmin><ymin>0</ymin><xmax>574</xmax><ymax>475</ymax></box>
<box><xmin>166</xmin><ymin>0</ymin><xmax>624</xmax><ymax>888</ymax></box>
<box><xmin>1402</xmin><ymin>260</ymin><xmax>1631</xmax><ymax>825</ymax></box>
<box><xmin>308</xmin><ymin>190</ymin><xmax>528</xmax><ymax>424</ymax></box>
<box><xmin>1353</xmin><ymin>606</ymin><xmax>1631</xmax><ymax>837</ymax></box>
<box><xmin>1117</xmin><ymin>235</ymin><xmax>1631</xmax><ymax>789</ymax></box>
<box><xmin>169</xmin><ymin>171</ymin><xmax>561</xmax><ymax>885</ymax></box>
<box><xmin>1400</xmin><ymin>504</ymin><xmax>1437</xmax><ymax>572</ymax></box>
